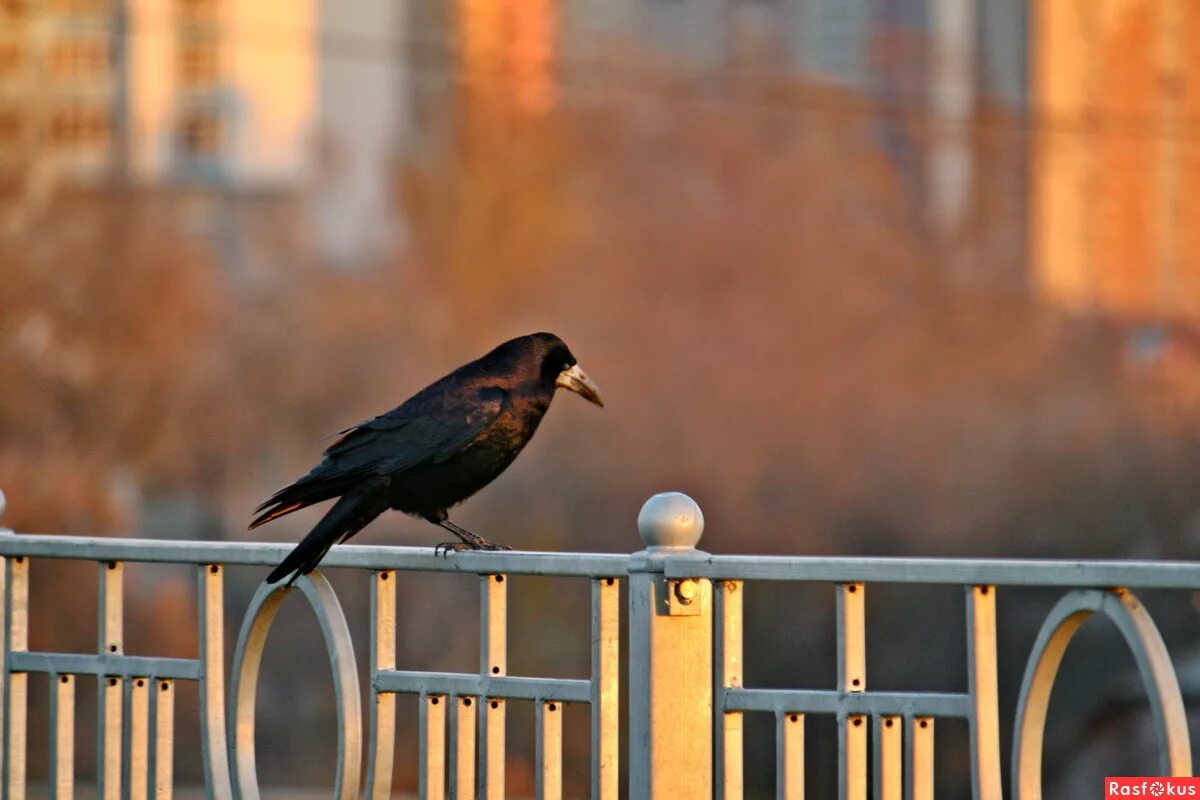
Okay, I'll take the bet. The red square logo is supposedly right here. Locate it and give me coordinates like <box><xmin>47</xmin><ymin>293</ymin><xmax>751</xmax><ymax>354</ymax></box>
<box><xmin>1106</xmin><ymin>778</ymin><xmax>1200</xmax><ymax>797</ymax></box>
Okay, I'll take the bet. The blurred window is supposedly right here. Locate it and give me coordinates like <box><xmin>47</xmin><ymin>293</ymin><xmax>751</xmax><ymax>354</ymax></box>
<box><xmin>48</xmin><ymin>0</ymin><xmax>109</xmax><ymax>14</ymax></box>
<box><xmin>177</xmin><ymin>0</ymin><xmax>219</xmax><ymax>20</ymax></box>
<box><xmin>49</xmin><ymin>37</ymin><xmax>109</xmax><ymax>78</ymax></box>
<box><xmin>0</xmin><ymin>109</ymin><xmax>20</xmax><ymax>141</ymax></box>
<box><xmin>178</xmin><ymin>42</ymin><xmax>219</xmax><ymax>86</ymax></box>
<box><xmin>178</xmin><ymin>112</ymin><xmax>220</xmax><ymax>156</ymax></box>
<box><xmin>0</xmin><ymin>40</ymin><xmax>21</xmax><ymax>77</ymax></box>
<box><xmin>49</xmin><ymin>105</ymin><xmax>109</xmax><ymax>145</ymax></box>
<box><xmin>0</xmin><ymin>169</ymin><xmax>21</xmax><ymax>199</ymax></box>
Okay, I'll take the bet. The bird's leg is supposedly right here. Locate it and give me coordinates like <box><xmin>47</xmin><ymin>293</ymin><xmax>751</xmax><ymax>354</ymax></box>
<box><xmin>435</xmin><ymin>519</ymin><xmax>513</xmax><ymax>555</ymax></box>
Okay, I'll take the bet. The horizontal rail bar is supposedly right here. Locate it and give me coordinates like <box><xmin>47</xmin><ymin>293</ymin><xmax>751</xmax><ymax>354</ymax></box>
<box><xmin>665</xmin><ymin>555</ymin><xmax>1200</xmax><ymax>589</ymax></box>
<box><xmin>9</xmin><ymin>653</ymin><xmax>201</xmax><ymax>681</ymax></box>
<box><xmin>375</xmin><ymin>671</ymin><xmax>592</xmax><ymax>703</ymax></box>
<box><xmin>6</xmin><ymin>532</ymin><xmax>1200</xmax><ymax>588</ymax></box>
<box><xmin>0</xmin><ymin>532</ymin><xmax>629</xmax><ymax>576</ymax></box>
<box><xmin>724</xmin><ymin>689</ymin><xmax>971</xmax><ymax>718</ymax></box>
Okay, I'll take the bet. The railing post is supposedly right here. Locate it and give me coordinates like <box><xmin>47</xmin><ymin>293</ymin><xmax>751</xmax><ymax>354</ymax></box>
<box><xmin>628</xmin><ymin>492</ymin><xmax>712</xmax><ymax>799</ymax></box>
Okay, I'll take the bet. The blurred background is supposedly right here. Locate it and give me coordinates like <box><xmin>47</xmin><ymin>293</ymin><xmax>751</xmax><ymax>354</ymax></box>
<box><xmin>3</xmin><ymin>0</ymin><xmax>1200</xmax><ymax>796</ymax></box>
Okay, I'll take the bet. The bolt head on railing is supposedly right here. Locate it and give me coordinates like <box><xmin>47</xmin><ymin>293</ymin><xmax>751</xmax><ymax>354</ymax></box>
<box><xmin>637</xmin><ymin>492</ymin><xmax>704</xmax><ymax>550</ymax></box>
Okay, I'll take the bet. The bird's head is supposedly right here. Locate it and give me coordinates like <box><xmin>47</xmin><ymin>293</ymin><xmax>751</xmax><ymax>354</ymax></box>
<box><xmin>497</xmin><ymin>332</ymin><xmax>604</xmax><ymax>407</ymax></box>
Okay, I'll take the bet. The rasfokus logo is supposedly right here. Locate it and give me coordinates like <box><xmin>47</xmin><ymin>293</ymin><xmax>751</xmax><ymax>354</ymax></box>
<box><xmin>1107</xmin><ymin>778</ymin><xmax>1200</xmax><ymax>797</ymax></box>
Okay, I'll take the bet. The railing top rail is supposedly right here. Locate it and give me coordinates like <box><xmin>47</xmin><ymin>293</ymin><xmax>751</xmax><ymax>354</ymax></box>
<box><xmin>0</xmin><ymin>531</ymin><xmax>630</xmax><ymax>577</ymax></box>
<box><xmin>665</xmin><ymin>553</ymin><xmax>1200</xmax><ymax>589</ymax></box>
<box><xmin>2</xmin><ymin>529</ymin><xmax>1198</xmax><ymax>588</ymax></box>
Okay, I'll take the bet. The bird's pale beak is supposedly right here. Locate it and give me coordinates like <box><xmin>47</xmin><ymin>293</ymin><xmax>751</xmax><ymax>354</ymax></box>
<box><xmin>556</xmin><ymin>364</ymin><xmax>604</xmax><ymax>407</ymax></box>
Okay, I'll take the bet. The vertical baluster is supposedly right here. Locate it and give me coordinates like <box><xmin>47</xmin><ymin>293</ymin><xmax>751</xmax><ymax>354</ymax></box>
<box><xmin>198</xmin><ymin>564</ymin><xmax>232</xmax><ymax>799</ymax></box>
<box><xmin>535</xmin><ymin>701</ymin><xmax>562</xmax><ymax>800</ymax></box>
<box><xmin>367</xmin><ymin>570</ymin><xmax>397</xmax><ymax>799</ymax></box>
<box><xmin>840</xmin><ymin>715</ymin><xmax>866</xmax><ymax>800</ymax></box>
<box><xmin>716</xmin><ymin>580</ymin><xmax>744</xmax><ymax>800</ymax></box>
<box><xmin>155</xmin><ymin>680</ymin><xmax>175</xmax><ymax>800</ymax></box>
<box><xmin>454</xmin><ymin>696</ymin><xmax>477</xmax><ymax>800</ymax></box>
<box><xmin>101</xmin><ymin>677</ymin><xmax>123</xmax><ymax>800</ymax></box>
<box><xmin>480</xmin><ymin>574</ymin><xmax>506</xmax><ymax>799</ymax></box>
<box><xmin>590</xmin><ymin>577</ymin><xmax>619</xmax><ymax>800</ymax></box>
<box><xmin>129</xmin><ymin>677</ymin><xmax>150</xmax><ymax>800</ymax></box>
<box><xmin>420</xmin><ymin>694</ymin><xmax>446</xmax><ymax>800</ymax></box>
<box><xmin>6</xmin><ymin>556</ymin><xmax>27</xmax><ymax>800</ymax></box>
<box><xmin>776</xmin><ymin>711</ymin><xmax>804</xmax><ymax>800</ymax></box>
<box><xmin>484</xmin><ymin>699</ymin><xmax>505</xmax><ymax>799</ymax></box>
<box><xmin>837</xmin><ymin>583</ymin><xmax>865</xmax><ymax>692</ymax></box>
<box><xmin>837</xmin><ymin>582</ymin><xmax>865</xmax><ymax>800</ymax></box>
<box><xmin>873</xmin><ymin>715</ymin><xmax>901</xmax><ymax>800</ymax></box>
<box><xmin>49</xmin><ymin>673</ymin><xmax>74</xmax><ymax>799</ymax></box>
<box><xmin>968</xmin><ymin>585</ymin><xmax>1001</xmax><ymax>800</ymax></box>
<box><xmin>909</xmin><ymin>716</ymin><xmax>934</xmax><ymax>800</ymax></box>
<box><xmin>97</xmin><ymin>560</ymin><xmax>122</xmax><ymax>800</ymax></box>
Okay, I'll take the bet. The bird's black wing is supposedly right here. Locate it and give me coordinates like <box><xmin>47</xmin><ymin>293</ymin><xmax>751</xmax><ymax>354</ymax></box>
<box><xmin>326</xmin><ymin>384</ymin><xmax>508</xmax><ymax>473</ymax></box>
<box><xmin>250</xmin><ymin>386</ymin><xmax>507</xmax><ymax>529</ymax></box>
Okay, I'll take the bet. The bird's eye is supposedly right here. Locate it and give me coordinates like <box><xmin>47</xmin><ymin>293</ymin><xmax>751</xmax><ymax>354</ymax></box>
<box><xmin>562</xmin><ymin>362</ymin><xmax>571</xmax><ymax>371</ymax></box>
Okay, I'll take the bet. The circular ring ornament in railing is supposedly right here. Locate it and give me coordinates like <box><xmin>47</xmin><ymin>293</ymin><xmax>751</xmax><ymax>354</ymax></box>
<box><xmin>228</xmin><ymin>571</ymin><xmax>362</xmax><ymax>800</ymax></box>
<box><xmin>1012</xmin><ymin>588</ymin><xmax>1191</xmax><ymax>799</ymax></box>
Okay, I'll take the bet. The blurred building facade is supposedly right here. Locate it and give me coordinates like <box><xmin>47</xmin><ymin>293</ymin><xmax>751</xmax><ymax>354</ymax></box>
<box><xmin>1</xmin><ymin>0</ymin><xmax>1034</xmax><ymax>267</ymax></box>
<box><xmin>450</xmin><ymin>0</ymin><xmax>1027</xmax><ymax>230</ymax></box>
<box><xmin>0</xmin><ymin>0</ymin><xmax>397</xmax><ymax>274</ymax></box>
<box><xmin>1032</xmin><ymin>0</ymin><xmax>1200</xmax><ymax>324</ymax></box>
<box><xmin>460</xmin><ymin>0</ymin><xmax>559</xmax><ymax>115</ymax></box>
<box><xmin>0</xmin><ymin>0</ymin><xmax>313</xmax><ymax>201</ymax></box>
<box><xmin>0</xmin><ymin>0</ymin><xmax>425</xmax><ymax>270</ymax></box>
<box><xmin>0</xmin><ymin>0</ymin><xmax>116</xmax><ymax>230</ymax></box>
<box><xmin>8</xmin><ymin>0</ymin><xmax>1200</xmax><ymax>321</ymax></box>
<box><xmin>309</xmin><ymin>0</ymin><xmax>411</xmax><ymax>267</ymax></box>
<box><xmin>126</xmin><ymin>0</ymin><xmax>314</xmax><ymax>187</ymax></box>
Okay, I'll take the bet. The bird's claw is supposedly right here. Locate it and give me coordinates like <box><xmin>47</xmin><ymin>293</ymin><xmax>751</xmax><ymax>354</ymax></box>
<box><xmin>433</xmin><ymin>539</ymin><xmax>513</xmax><ymax>557</ymax></box>
<box><xmin>434</xmin><ymin>541</ymin><xmax>470</xmax><ymax>557</ymax></box>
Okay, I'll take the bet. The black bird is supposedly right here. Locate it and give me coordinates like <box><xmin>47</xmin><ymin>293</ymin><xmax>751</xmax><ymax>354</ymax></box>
<box><xmin>251</xmin><ymin>332</ymin><xmax>604</xmax><ymax>585</ymax></box>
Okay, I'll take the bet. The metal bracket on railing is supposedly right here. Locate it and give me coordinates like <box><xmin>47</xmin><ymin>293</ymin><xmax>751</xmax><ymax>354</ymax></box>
<box><xmin>666</xmin><ymin>578</ymin><xmax>702</xmax><ymax>616</ymax></box>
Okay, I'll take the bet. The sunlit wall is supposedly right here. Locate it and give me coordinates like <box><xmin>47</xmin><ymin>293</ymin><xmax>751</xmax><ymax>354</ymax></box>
<box><xmin>1032</xmin><ymin>0</ymin><xmax>1200</xmax><ymax>322</ymax></box>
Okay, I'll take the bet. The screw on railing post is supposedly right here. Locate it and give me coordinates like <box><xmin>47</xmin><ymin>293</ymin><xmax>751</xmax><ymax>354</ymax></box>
<box><xmin>628</xmin><ymin>492</ymin><xmax>712</xmax><ymax>799</ymax></box>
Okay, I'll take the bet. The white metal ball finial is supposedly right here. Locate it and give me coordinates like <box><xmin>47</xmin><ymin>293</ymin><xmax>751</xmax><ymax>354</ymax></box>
<box><xmin>637</xmin><ymin>492</ymin><xmax>704</xmax><ymax>549</ymax></box>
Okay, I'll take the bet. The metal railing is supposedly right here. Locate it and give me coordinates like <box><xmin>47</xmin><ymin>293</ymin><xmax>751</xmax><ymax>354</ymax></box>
<box><xmin>0</xmin><ymin>488</ymin><xmax>1195</xmax><ymax>799</ymax></box>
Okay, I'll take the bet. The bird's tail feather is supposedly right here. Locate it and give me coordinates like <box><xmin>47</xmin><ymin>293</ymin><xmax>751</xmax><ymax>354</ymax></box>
<box><xmin>249</xmin><ymin>470</ymin><xmax>361</xmax><ymax>531</ymax></box>
<box><xmin>265</xmin><ymin>490</ymin><xmax>388</xmax><ymax>585</ymax></box>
